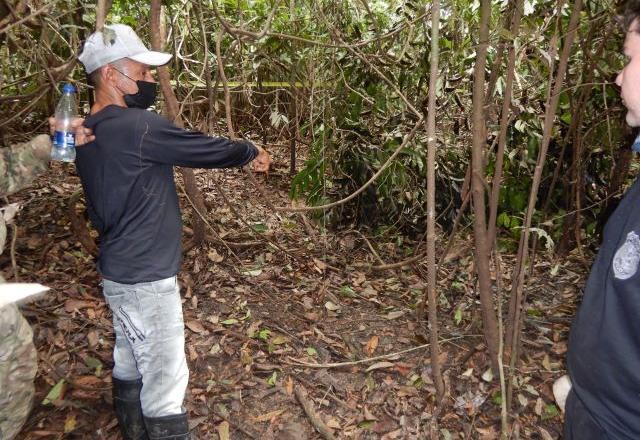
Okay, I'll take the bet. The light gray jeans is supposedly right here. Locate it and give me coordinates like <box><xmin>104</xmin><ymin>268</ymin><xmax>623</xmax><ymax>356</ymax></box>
<box><xmin>102</xmin><ymin>276</ymin><xmax>188</xmax><ymax>417</ymax></box>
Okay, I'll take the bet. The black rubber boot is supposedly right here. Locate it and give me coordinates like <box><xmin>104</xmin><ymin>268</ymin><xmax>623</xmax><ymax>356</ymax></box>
<box><xmin>113</xmin><ymin>377</ymin><xmax>149</xmax><ymax>440</ymax></box>
<box><xmin>144</xmin><ymin>412</ymin><xmax>190</xmax><ymax>440</ymax></box>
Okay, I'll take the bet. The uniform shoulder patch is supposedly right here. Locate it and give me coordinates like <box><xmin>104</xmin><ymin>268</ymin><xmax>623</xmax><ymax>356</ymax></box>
<box><xmin>613</xmin><ymin>231</ymin><xmax>640</xmax><ymax>280</ymax></box>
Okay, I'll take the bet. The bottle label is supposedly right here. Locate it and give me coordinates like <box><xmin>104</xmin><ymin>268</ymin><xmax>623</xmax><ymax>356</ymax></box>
<box><xmin>54</xmin><ymin>130</ymin><xmax>75</xmax><ymax>149</ymax></box>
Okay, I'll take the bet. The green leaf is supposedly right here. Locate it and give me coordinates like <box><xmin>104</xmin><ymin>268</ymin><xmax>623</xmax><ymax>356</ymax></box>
<box><xmin>267</xmin><ymin>371</ymin><xmax>277</xmax><ymax>386</ymax></box>
<box><xmin>85</xmin><ymin>356</ymin><xmax>103</xmax><ymax>376</ymax></box>
<box><xmin>543</xmin><ymin>404</ymin><xmax>560</xmax><ymax>420</ymax></box>
<box><xmin>454</xmin><ymin>308</ymin><xmax>463</xmax><ymax>325</ymax></box>
<box><xmin>242</xmin><ymin>269</ymin><xmax>263</xmax><ymax>277</ymax></box>
<box><xmin>306</xmin><ymin>347</ymin><xmax>317</xmax><ymax>356</ymax></box>
<box><xmin>498</xmin><ymin>212</ymin><xmax>511</xmax><ymax>228</ymax></box>
<box><xmin>358</xmin><ymin>420</ymin><xmax>375</xmax><ymax>429</ymax></box>
<box><xmin>221</xmin><ymin>319</ymin><xmax>239</xmax><ymax>325</ymax></box>
<box><xmin>492</xmin><ymin>391</ymin><xmax>503</xmax><ymax>405</ymax></box>
<box><xmin>251</xmin><ymin>223</ymin><xmax>268</xmax><ymax>233</ymax></box>
<box><xmin>42</xmin><ymin>379</ymin><xmax>65</xmax><ymax>405</ymax></box>
<box><xmin>526</xmin><ymin>308</ymin><xmax>542</xmax><ymax>317</ymax></box>
<box><xmin>258</xmin><ymin>329</ymin><xmax>271</xmax><ymax>340</ymax></box>
<box><xmin>272</xmin><ymin>336</ymin><xmax>288</xmax><ymax>345</ymax></box>
<box><xmin>339</xmin><ymin>286</ymin><xmax>357</xmax><ymax>297</ymax></box>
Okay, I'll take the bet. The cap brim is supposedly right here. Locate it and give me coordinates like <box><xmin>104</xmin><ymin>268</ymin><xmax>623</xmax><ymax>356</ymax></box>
<box><xmin>128</xmin><ymin>51</ymin><xmax>172</xmax><ymax>67</ymax></box>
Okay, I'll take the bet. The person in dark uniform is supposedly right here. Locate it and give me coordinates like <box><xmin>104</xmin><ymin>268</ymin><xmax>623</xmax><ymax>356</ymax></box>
<box><xmin>564</xmin><ymin>2</ymin><xmax>640</xmax><ymax>439</ymax></box>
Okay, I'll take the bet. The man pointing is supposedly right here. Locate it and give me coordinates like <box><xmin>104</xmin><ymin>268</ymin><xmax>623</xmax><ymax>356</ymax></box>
<box><xmin>77</xmin><ymin>24</ymin><xmax>270</xmax><ymax>439</ymax></box>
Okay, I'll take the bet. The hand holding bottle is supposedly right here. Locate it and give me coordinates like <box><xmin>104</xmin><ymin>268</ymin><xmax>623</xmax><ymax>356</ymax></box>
<box><xmin>48</xmin><ymin>117</ymin><xmax>95</xmax><ymax>147</ymax></box>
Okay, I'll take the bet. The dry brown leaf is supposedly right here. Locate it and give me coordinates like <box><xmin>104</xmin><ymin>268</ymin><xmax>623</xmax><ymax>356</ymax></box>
<box><xmin>313</xmin><ymin>257</ymin><xmax>327</xmax><ymax>272</ymax></box>
<box><xmin>207</xmin><ymin>249</ymin><xmax>224</xmax><ymax>263</ymax></box>
<box><xmin>537</xmin><ymin>427</ymin><xmax>554</xmax><ymax>440</ymax></box>
<box><xmin>216</xmin><ymin>421</ymin><xmax>230</xmax><ymax>440</ymax></box>
<box><xmin>188</xmin><ymin>345</ymin><xmax>198</xmax><ymax>362</ymax></box>
<box><xmin>363</xmin><ymin>406</ymin><xmax>378</xmax><ymax>421</ymax></box>
<box><xmin>365</xmin><ymin>335</ymin><xmax>379</xmax><ymax>356</ymax></box>
<box><xmin>365</xmin><ymin>361</ymin><xmax>394</xmax><ymax>373</ymax></box>
<box><xmin>326</xmin><ymin>418</ymin><xmax>341</xmax><ymax>429</ymax></box>
<box><xmin>476</xmin><ymin>425</ymin><xmax>498</xmax><ymax>439</ymax></box>
<box><xmin>381</xmin><ymin>429</ymin><xmax>404</xmax><ymax>440</ymax></box>
<box><xmin>64</xmin><ymin>299</ymin><xmax>93</xmax><ymax>313</ymax></box>
<box><xmin>185</xmin><ymin>320</ymin><xmax>206</xmax><ymax>334</ymax></box>
<box><xmin>63</xmin><ymin>414</ymin><xmax>77</xmax><ymax>433</ymax></box>
<box><xmin>385</xmin><ymin>310</ymin><xmax>404</xmax><ymax>320</ymax></box>
<box><xmin>74</xmin><ymin>376</ymin><xmax>103</xmax><ymax>386</ymax></box>
<box><xmin>87</xmin><ymin>330</ymin><xmax>99</xmax><ymax>348</ymax></box>
<box><xmin>253</xmin><ymin>409</ymin><xmax>286</xmax><ymax>422</ymax></box>
<box><xmin>285</xmin><ymin>376</ymin><xmax>294</xmax><ymax>396</ymax></box>
<box><xmin>324</xmin><ymin>301</ymin><xmax>341</xmax><ymax>312</ymax></box>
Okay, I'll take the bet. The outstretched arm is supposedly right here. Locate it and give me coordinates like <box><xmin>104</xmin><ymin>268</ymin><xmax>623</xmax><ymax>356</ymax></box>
<box><xmin>0</xmin><ymin>135</ymin><xmax>51</xmax><ymax>197</ymax></box>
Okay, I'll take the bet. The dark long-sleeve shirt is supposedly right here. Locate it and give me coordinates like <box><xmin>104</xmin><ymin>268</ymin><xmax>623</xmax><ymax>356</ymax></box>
<box><xmin>567</xmin><ymin>176</ymin><xmax>640</xmax><ymax>440</ymax></box>
<box><xmin>77</xmin><ymin>105</ymin><xmax>257</xmax><ymax>284</ymax></box>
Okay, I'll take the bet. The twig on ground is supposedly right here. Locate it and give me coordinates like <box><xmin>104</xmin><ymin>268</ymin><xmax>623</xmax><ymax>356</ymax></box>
<box><xmin>295</xmin><ymin>384</ymin><xmax>337</xmax><ymax>440</ymax></box>
<box><xmin>212</xmin><ymin>410</ymin><xmax>258</xmax><ymax>439</ymax></box>
<box><xmin>293</xmin><ymin>373</ymin><xmax>353</xmax><ymax>412</ymax></box>
<box><xmin>287</xmin><ymin>336</ymin><xmax>466</xmax><ymax>368</ymax></box>
<box><xmin>40</xmin><ymin>356</ymin><xmax>111</xmax><ymax>392</ymax></box>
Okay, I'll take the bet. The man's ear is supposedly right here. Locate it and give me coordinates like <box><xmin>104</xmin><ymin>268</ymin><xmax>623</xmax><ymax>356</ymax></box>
<box><xmin>102</xmin><ymin>65</ymin><xmax>117</xmax><ymax>87</ymax></box>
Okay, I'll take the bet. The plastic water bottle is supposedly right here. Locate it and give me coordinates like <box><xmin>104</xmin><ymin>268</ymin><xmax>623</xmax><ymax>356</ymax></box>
<box><xmin>51</xmin><ymin>83</ymin><xmax>78</xmax><ymax>162</ymax></box>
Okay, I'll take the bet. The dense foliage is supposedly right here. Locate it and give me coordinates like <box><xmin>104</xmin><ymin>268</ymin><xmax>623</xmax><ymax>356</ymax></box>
<box><xmin>0</xmin><ymin>0</ymin><xmax>632</xmax><ymax>252</ymax></box>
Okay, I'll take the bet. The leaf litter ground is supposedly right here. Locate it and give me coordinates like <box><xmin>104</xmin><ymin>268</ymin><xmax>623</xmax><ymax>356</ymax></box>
<box><xmin>6</xmin><ymin>158</ymin><xmax>586</xmax><ymax>439</ymax></box>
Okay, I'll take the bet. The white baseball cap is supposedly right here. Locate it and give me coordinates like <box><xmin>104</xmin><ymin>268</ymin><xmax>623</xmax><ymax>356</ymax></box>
<box><xmin>78</xmin><ymin>24</ymin><xmax>172</xmax><ymax>74</ymax></box>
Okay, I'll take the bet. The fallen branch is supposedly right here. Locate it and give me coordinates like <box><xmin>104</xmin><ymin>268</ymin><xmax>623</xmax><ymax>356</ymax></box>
<box><xmin>295</xmin><ymin>384</ymin><xmax>337</xmax><ymax>440</ymax></box>
<box><xmin>287</xmin><ymin>336</ymin><xmax>466</xmax><ymax>368</ymax></box>
<box><xmin>369</xmin><ymin>252</ymin><xmax>425</xmax><ymax>271</ymax></box>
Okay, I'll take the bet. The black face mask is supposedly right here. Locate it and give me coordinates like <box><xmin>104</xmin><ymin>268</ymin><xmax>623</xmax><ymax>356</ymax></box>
<box><xmin>114</xmin><ymin>68</ymin><xmax>158</xmax><ymax>109</ymax></box>
<box><xmin>123</xmin><ymin>80</ymin><xmax>158</xmax><ymax>109</ymax></box>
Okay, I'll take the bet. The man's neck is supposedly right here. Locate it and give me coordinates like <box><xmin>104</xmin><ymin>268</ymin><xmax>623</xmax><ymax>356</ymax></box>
<box><xmin>91</xmin><ymin>88</ymin><xmax>127</xmax><ymax>114</ymax></box>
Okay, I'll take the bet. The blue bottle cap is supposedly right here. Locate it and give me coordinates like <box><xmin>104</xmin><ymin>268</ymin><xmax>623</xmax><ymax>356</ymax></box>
<box><xmin>62</xmin><ymin>83</ymin><xmax>76</xmax><ymax>93</ymax></box>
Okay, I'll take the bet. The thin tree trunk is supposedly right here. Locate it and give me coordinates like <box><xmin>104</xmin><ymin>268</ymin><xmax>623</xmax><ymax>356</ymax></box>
<box><xmin>424</xmin><ymin>0</ymin><xmax>444</xmax><ymax>402</ymax></box>
<box><xmin>150</xmin><ymin>0</ymin><xmax>207</xmax><ymax>246</ymax></box>
<box><xmin>471</xmin><ymin>0</ymin><xmax>500</xmax><ymax>373</ymax></box>
<box><xmin>194</xmin><ymin>3</ymin><xmax>215</xmax><ymax>134</ymax></box>
<box><xmin>505</xmin><ymin>0</ymin><xmax>583</xmax><ymax>359</ymax></box>
<box><xmin>95</xmin><ymin>0</ymin><xmax>113</xmax><ymax>32</ymax></box>
<box><xmin>487</xmin><ymin>0</ymin><xmax>524</xmax><ymax>249</ymax></box>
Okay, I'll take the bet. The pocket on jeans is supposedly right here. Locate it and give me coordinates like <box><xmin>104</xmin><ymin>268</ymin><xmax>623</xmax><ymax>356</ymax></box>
<box><xmin>103</xmin><ymin>287</ymin><xmax>132</xmax><ymax>305</ymax></box>
<box><xmin>138</xmin><ymin>277</ymin><xmax>178</xmax><ymax>297</ymax></box>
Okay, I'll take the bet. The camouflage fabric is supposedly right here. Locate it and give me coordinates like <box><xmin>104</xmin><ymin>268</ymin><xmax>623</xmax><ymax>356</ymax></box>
<box><xmin>0</xmin><ymin>134</ymin><xmax>50</xmax><ymax>439</ymax></box>
<box><xmin>0</xmin><ymin>302</ymin><xmax>37</xmax><ymax>439</ymax></box>
<box><xmin>0</xmin><ymin>134</ymin><xmax>51</xmax><ymax>256</ymax></box>
<box><xmin>0</xmin><ymin>134</ymin><xmax>51</xmax><ymax>197</ymax></box>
